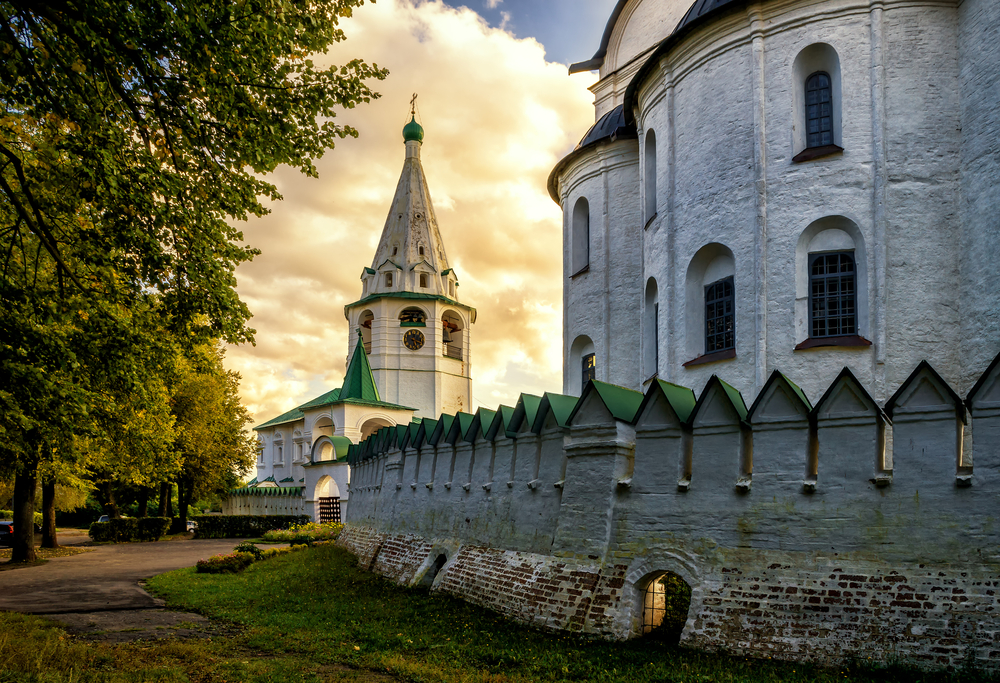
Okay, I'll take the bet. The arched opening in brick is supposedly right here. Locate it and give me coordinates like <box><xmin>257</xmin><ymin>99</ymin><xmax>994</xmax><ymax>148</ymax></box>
<box><xmin>420</xmin><ymin>552</ymin><xmax>448</xmax><ymax>587</ymax></box>
<box><xmin>639</xmin><ymin>571</ymin><xmax>692</xmax><ymax>642</ymax></box>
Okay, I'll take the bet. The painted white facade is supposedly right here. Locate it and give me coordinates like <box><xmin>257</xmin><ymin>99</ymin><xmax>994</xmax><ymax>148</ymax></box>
<box><xmin>553</xmin><ymin>0</ymin><xmax>1000</xmax><ymax>407</ymax></box>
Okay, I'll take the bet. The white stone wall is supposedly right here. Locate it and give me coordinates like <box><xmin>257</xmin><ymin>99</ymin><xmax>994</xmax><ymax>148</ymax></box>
<box><xmin>556</xmin><ymin>0</ymin><xmax>995</xmax><ymax>407</ymax></box>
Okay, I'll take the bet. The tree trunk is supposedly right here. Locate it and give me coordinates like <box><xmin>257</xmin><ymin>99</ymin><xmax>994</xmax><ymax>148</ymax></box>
<box><xmin>157</xmin><ymin>482</ymin><xmax>170</xmax><ymax>517</ymax></box>
<box><xmin>136</xmin><ymin>487</ymin><xmax>149</xmax><ymax>518</ymax></box>
<box><xmin>11</xmin><ymin>465</ymin><xmax>38</xmax><ymax>563</ymax></box>
<box><xmin>95</xmin><ymin>480</ymin><xmax>120</xmax><ymax>519</ymax></box>
<box><xmin>176</xmin><ymin>479</ymin><xmax>190</xmax><ymax>533</ymax></box>
<box><xmin>41</xmin><ymin>478</ymin><xmax>57</xmax><ymax>549</ymax></box>
<box><xmin>166</xmin><ymin>483</ymin><xmax>174</xmax><ymax>518</ymax></box>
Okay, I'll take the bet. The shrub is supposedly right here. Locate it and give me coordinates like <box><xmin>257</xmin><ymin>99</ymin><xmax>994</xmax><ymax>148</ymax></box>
<box><xmin>261</xmin><ymin>522</ymin><xmax>343</xmax><ymax>545</ymax></box>
<box><xmin>88</xmin><ymin>517</ymin><xmax>171</xmax><ymax>543</ymax></box>
<box><xmin>191</xmin><ymin>515</ymin><xmax>309</xmax><ymax>539</ymax></box>
<box><xmin>233</xmin><ymin>542</ymin><xmax>264</xmax><ymax>560</ymax></box>
<box><xmin>195</xmin><ymin>552</ymin><xmax>256</xmax><ymax>574</ymax></box>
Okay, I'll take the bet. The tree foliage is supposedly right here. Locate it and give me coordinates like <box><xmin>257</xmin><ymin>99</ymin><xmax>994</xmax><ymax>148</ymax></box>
<box><xmin>0</xmin><ymin>0</ymin><xmax>386</xmax><ymax>560</ymax></box>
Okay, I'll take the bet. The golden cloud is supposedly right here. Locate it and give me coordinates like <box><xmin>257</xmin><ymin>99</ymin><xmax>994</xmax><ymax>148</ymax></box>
<box><xmin>226</xmin><ymin>0</ymin><xmax>596</xmax><ymax>424</ymax></box>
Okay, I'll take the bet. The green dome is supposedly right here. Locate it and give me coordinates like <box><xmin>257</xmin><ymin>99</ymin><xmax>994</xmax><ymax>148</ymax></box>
<box><xmin>402</xmin><ymin>116</ymin><xmax>424</xmax><ymax>143</ymax></box>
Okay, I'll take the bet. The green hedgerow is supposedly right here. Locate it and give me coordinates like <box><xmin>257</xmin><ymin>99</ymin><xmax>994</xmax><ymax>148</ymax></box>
<box><xmin>233</xmin><ymin>542</ymin><xmax>264</xmax><ymax>560</ymax></box>
<box><xmin>261</xmin><ymin>522</ymin><xmax>343</xmax><ymax>545</ymax></box>
<box><xmin>196</xmin><ymin>552</ymin><xmax>256</xmax><ymax>574</ymax></box>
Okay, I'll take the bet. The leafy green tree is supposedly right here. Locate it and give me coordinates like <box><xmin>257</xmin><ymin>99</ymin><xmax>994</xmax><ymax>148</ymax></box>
<box><xmin>0</xmin><ymin>0</ymin><xmax>386</xmax><ymax>561</ymax></box>
<box><xmin>169</xmin><ymin>345</ymin><xmax>256</xmax><ymax>529</ymax></box>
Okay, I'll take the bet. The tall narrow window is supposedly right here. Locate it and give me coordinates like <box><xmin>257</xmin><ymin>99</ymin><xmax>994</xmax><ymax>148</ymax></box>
<box><xmin>572</xmin><ymin>197</ymin><xmax>590</xmax><ymax>274</ymax></box>
<box><xmin>419</xmin><ymin>246</ymin><xmax>425</xmax><ymax>256</ymax></box>
<box><xmin>705</xmin><ymin>277</ymin><xmax>735</xmax><ymax>353</ymax></box>
<box><xmin>385</xmin><ymin>273</ymin><xmax>393</xmax><ymax>288</ymax></box>
<box><xmin>644</xmin><ymin>277</ymin><xmax>659</xmax><ymax>378</ymax></box>
<box><xmin>582</xmin><ymin>353</ymin><xmax>596</xmax><ymax>386</ymax></box>
<box><xmin>809</xmin><ymin>252</ymin><xmax>856</xmax><ymax>337</ymax></box>
<box><xmin>805</xmin><ymin>72</ymin><xmax>833</xmax><ymax>148</ymax></box>
<box><xmin>644</xmin><ymin>131</ymin><xmax>657</xmax><ymax>223</ymax></box>
<box><xmin>419</xmin><ymin>273</ymin><xmax>428</xmax><ymax>288</ymax></box>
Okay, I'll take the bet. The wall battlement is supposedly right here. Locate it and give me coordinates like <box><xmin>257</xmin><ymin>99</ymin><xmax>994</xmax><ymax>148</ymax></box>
<box><xmin>340</xmin><ymin>356</ymin><xmax>1000</xmax><ymax>670</ymax></box>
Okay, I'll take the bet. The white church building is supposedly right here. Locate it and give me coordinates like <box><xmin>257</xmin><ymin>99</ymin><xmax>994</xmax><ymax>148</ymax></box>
<box><xmin>227</xmin><ymin>114</ymin><xmax>476</xmax><ymax>522</ymax></box>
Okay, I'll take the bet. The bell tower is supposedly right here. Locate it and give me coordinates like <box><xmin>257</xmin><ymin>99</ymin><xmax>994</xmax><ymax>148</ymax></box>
<box><xmin>344</xmin><ymin>100</ymin><xmax>476</xmax><ymax>418</ymax></box>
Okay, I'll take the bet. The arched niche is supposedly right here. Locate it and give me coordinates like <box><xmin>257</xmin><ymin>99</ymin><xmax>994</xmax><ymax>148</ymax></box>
<box><xmin>358</xmin><ymin>309</ymin><xmax>374</xmax><ymax>351</ymax></box>
<box><xmin>313</xmin><ymin>416</ymin><xmax>334</xmax><ymax>440</ymax></box>
<box><xmin>795</xmin><ymin>215</ymin><xmax>868</xmax><ymax>343</ymax></box>
<box><xmin>399</xmin><ymin>306</ymin><xmax>427</xmax><ymax>325</ymax></box>
<box><xmin>685</xmin><ymin>243</ymin><xmax>736</xmax><ymax>361</ymax></box>
<box><xmin>792</xmin><ymin>43</ymin><xmax>842</xmax><ymax>154</ymax></box>
<box><xmin>643</xmin><ymin>277</ymin><xmax>659</xmax><ymax>380</ymax></box>
<box><xmin>442</xmin><ymin>309</ymin><xmax>465</xmax><ymax>360</ymax></box>
<box><xmin>572</xmin><ymin>197</ymin><xmax>590</xmax><ymax>275</ymax></box>
<box><xmin>644</xmin><ymin>129</ymin><xmax>657</xmax><ymax>222</ymax></box>
<box><xmin>359</xmin><ymin>416</ymin><xmax>395</xmax><ymax>440</ymax></box>
<box><xmin>568</xmin><ymin>334</ymin><xmax>597</xmax><ymax>396</ymax></box>
<box><xmin>315</xmin><ymin>475</ymin><xmax>341</xmax><ymax>499</ymax></box>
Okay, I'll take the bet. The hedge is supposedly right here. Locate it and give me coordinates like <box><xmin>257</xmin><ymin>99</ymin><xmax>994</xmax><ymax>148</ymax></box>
<box><xmin>88</xmin><ymin>517</ymin><xmax>172</xmax><ymax>543</ymax></box>
<box><xmin>190</xmin><ymin>515</ymin><xmax>310</xmax><ymax>539</ymax></box>
<box><xmin>0</xmin><ymin>510</ymin><xmax>43</xmax><ymax>526</ymax></box>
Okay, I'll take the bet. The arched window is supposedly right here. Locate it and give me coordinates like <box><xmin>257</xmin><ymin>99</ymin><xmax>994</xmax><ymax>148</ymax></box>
<box><xmin>418</xmin><ymin>245</ymin><xmax>425</xmax><ymax>256</ymax></box>
<box><xmin>643</xmin><ymin>278</ymin><xmax>659</xmax><ymax>379</ymax></box>
<box><xmin>705</xmin><ymin>276</ymin><xmax>734</xmax><ymax>353</ymax></box>
<box><xmin>809</xmin><ymin>251</ymin><xmax>856</xmax><ymax>338</ymax></box>
<box><xmin>568</xmin><ymin>335</ymin><xmax>596</xmax><ymax>396</ymax></box>
<box><xmin>399</xmin><ymin>307</ymin><xmax>426</xmax><ymax>325</ymax></box>
<box><xmin>644</xmin><ymin>130</ymin><xmax>657</xmax><ymax>223</ymax></box>
<box><xmin>684</xmin><ymin>244</ymin><xmax>736</xmax><ymax>364</ymax></box>
<box><xmin>419</xmin><ymin>273</ymin><xmax>428</xmax><ymax>288</ymax></box>
<box><xmin>384</xmin><ymin>272</ymin><xmax>393</xmax><ymax>288</ymax></box>
<box><xmin>358</xmin><ymin>310</ymin><xmax>374</xmax><ymax>352</ymax></box>
<box><xmin>572</xmin><ymin>197</ymin><xmax>590</xmax><ymax>275</ymax></box>
<box><xmin>805</xmin><ymin>72</ymin><xmax>833</xmax><ymax>148</ymax></box>
<box><xmin>442</xmin><ymin>310</ymin><xmax>464</xmax><ymax>360</ymax></box>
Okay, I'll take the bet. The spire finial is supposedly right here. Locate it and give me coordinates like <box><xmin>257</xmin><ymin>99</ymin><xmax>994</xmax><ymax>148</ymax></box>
<box><xmin>403</xmin><ymin>95</ymin><xmax>424</xmax><ymax>143</ymax></box>
<box><xmin>410</xmin><ymin>92</ymin><xmax>418</xmax><ymax>117</ymax></box>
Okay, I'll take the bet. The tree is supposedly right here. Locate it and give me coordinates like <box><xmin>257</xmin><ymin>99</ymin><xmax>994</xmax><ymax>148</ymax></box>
<box><xmin>0</xmin><ymin>0</ymin><xmax>386</xmax><ymax>561</ymax></box>
<box><xmin>169</xmin><ymin>345</ymin><xmax>256</xmax><ymax>529</ymax></box>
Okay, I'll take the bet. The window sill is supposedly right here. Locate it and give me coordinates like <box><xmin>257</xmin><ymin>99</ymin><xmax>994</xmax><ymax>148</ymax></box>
<box><xmin>644</xmin><ymin>212</ymin><xmax>657</xmax><ymax>230</ymax></box>
<box><xmin>683</xmin><ymin>348</ymin><xmax>736</xmax><ymax>367</ymax></box>
<box><xmin>794</xmin><ymin>334</ymin><xmax>872</xmax><ymax>351</ymax></box>
<box><xmin>792</xmin><ymin>144</ymin><xmax>843</xmax><ymax>163</ymax></box>
<box><xmin>570</xmin><ymin>265</ymin><xmax>590</xmax><ymax>279</ymax></box>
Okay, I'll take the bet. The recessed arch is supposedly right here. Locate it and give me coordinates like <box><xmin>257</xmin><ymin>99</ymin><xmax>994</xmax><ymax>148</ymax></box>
<box><xmin>568</xmin><ymin>334</ymin><xmax>597</xmax><ymax>396</ymax></box>
<box><xmin>644</xmin><ymin>129</ymin><xmax>657</xmax><ymax>222</ymax></box>
<box><xmin>358</xmin><ymin>415</ymin><xmax>395</xmax><ymax>439</ymax></box>
<box><xmin>571</xmin><ymin>197</ymin><xmax>590</xmax><ymax>274</ymax></box>
<box><xmin>643</xmin><ymin>277</ymin><xmax>659</xmax><ymax>379</ymax></box>
<box><xmin>358</xmin><ymin>309</ymin><xmax>374</xmax><ymax>350</ymax></box>
<box><xmin>442</xmin><ymin>309</ymin><xmax>465</xmax><ymax>360</ymax></box>
<box><xmin>398</xmin><ymin>306</ymin><xmax>428</xmax><ymax>324</ymax></box>
<box><xmin>795</xmin><ymin>215</ymin><xmax>868</xmax><ymax>342</ymax></box>
<box><xmin>314</xmin><ymin>474</ymin><xmax>341</xmax><ymax>499</ymax></box>
<box><xmin>793</xmin><ymin>43</ymin><xmax>842</xmax><ymax>153</ymax></box>
<box><xmin>312</xmin><ymin>416</ymin><xmax>334</xmax><ymax>441</ymax></box>
<box><xmin>685</xmin><ymin>243</ymin><xmax>736</xmax><ymax>360</ymax></box>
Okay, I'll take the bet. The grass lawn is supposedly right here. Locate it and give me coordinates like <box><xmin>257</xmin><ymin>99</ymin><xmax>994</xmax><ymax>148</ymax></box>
<box><xmin>0</xmin><ymin>544</ymin><xmax>996</xmax><ymax>682</ymax></box>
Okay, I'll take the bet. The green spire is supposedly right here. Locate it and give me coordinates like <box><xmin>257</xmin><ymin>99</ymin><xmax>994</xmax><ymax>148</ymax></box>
<box><xmin>340</xmin><ymin>333</ymin><xmax>381</xmax><ymax>402</ymax></box>
<box><xmin>402</xmin><ymin>115</ymin><xmax>424</xmax><ymax>143</ymax></box>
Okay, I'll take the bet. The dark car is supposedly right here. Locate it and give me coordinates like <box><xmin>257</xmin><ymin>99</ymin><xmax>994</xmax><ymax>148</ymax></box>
<box><xmin>0</xmin><ymin>521</ymin><xmax>13</xmax><ymax>547</ymax></box>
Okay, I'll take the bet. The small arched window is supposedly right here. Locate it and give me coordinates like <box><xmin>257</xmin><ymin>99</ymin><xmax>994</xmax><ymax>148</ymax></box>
<box><xmin>419</xmin><ymin>246</ymin><xmax>425</xmax><ymax>256</ymax></box>
<box><xmin>643</xmin><ymin>278</ymin><xmax>659</xmax><ymax>379</ymax></box>
<box><xmin>572</xmin><ymin>197</ymin><xmax>590</xmax><ymax>275</ymax></box>
<box><xmin>419</xmin><ymin>273</ymin><xmax>428</xmax><ymax>288</ymax></box>
<box><xmin>644</xmin><ymin>131</ymin><xmax>657</xmax><ymax>224</ymax></box>
<box><xmin>809</xmin><ymin>251</ymin><xmax>856</xmax><ymax>338</ymax></box>
<box><xmin>384</xmin><ymin>272</ymin><xmax>393</xmax><ymax>288</ymax></box>
<box><xmin>805</xmin><ymin>72</ymin><xmax>833</xmax><ymax>148</ymax></box>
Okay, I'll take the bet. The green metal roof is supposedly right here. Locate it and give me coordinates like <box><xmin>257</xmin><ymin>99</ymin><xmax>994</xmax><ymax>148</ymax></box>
<box><xmin>692</xmin><ymin>375</ymin><xmax>749</xmax><ymax>424</ymax></box>
<box><xmin>363</xmin><ymin>267</ymin><xmax>376</xmax><ymax>275</ymax></box>
<box><xmin>471</xmin><ymin>408</ymin><xmax>496</xmax><ymax>441</ymax></box>
<box><xmin>403</xmin><ymin>115</ymin><xmax>424</xmax><ymax>142</ymax></box>
<box><xmin>228</xmin><ymin>486</ymin><xmax>305</xmax><ymax>497</ymax></box>
<box><xmin>341</xmin><ymin>336</ymin><xmax>380</xmax><ymax>402</ymax></box>
<box><xmin>254</xmin><ymin>406</ymin><xmax>305</xmax><ymax>430</ymax></box>
<box><xmin>520</xmin><ymin>394</ymin><xmax>543</xmax><ymax>428</ymax></box>
<box><xmin>574</xmin><ymin>380</ymin><xmax>644</xmax><ymax>423</ymax></box>
<box><xmin>745</xmin><ymin>370</ymin><xmax>814</xmax><ymax>421</ymax></box>
<box><xmin>279</xmin><ymin>477</ymin><xmax>294</xmax><ymax>483</ymax></box>
<box><xmin>296</xmin><ymin>388</ymin><xmax>342</xmax><ymax>411</ymax></box>
<box><xmin>486</xmin><ymin>404</ymin><xmax>517</xmax><ymax>440</ymax></box>
<box><xmin>535</xmin><ymin>392</ymin><xmax>579</xmax><ymax>430</ymax></box>
<box><xmin>635</xmin><ymin>379</ymin><xmax>698</xmax><ymax>425</ymax></box>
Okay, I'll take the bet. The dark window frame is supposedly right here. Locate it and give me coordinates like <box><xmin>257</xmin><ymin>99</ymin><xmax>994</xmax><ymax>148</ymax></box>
<box><xmin>808</xmin><ymin>251</ymin><xmax>857</xmax><ymax>339</ymax></box>
<box><xmin>582</xmin><ymin>352</ymin><xmax>596</xmax><ymax>387</ymax></box>
<box><xmin>705</xmin><ymin>276</ymin><xmax>735</xmax><ymax>354</ymax></box>
<box><xmin>805</xmin><ymin>71</ymin><xmax>834</xmax><ymax>149</ymax></box>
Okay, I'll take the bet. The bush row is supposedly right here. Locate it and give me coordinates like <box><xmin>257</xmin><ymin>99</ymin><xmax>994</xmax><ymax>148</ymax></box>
<box><xmin>88</xmin><ymin>517</ymin><xmax>172</xmax><ymax>543</ymax></box>
<box><xmin>195</xmin><ymin>543</ymin><xmax>303</xmax><ymax>574</ymax></box>
<box><xmin>190</xmin><ymin>514</ymin><xmax>310</xmax><ymax>539</ymax></box>
<box><xmin>261</xmin><ymin>522</ymin><xmax>343</xmax><ymax>545</ymax></box>
<box><xmin>0</xmin><ymin>510</ymin><xmax>43</xmax><ymax>526</ymax></box>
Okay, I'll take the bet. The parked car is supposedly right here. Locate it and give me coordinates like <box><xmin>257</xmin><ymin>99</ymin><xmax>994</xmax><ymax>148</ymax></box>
<box><xmin>97</xmin><ymin>515</ymin><xmax>110</xmax><ymax>523</ymax></box>
<box><xmin>186</xmin><ymin>520</ymin><xmax>198</xmax><ymax>532</ymax></box>
<box><xmin>0</xmin><ymin>521</ymin><xmax>13</xmax><ymax>547</ymax></box>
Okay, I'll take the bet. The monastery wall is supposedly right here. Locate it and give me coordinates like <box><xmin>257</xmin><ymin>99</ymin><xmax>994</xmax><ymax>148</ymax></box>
<box><xmin>341</xmin><ymin>359</ymin><xmax>1000</xmax><ymax>671</ymax></box>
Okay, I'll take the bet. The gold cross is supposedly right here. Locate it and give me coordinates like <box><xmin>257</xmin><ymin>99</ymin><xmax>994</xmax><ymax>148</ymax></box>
<box><xmin>410</xmin><ymin>93</ymin><xmax>418</xmax><ymax>116</ymax></box>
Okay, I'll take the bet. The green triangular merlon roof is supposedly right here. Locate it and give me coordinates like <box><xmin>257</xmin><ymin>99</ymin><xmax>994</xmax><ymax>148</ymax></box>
<box><xmin>747</xmin><ymin>370</ymin><xmax>812</xmax><ymax>420</ymax></box>
<box><xmin>279</xmin><ymin>477</ymin><xmax>294</xmax><ymax>483</ymax></box>
<box><xmin>340</xmin><ymin>336</ymin><xmax>381</xmax><ymax>402</ymax></box>
<box><xmin>416</xmin><ymin>418</ymin><xmax>437</xmax><ymax>446</ymax></box>
<box><xmin>431</xmin><ymin>414</ymin><xmax>455</xmax><ymax>444</ymax></box>
<box><xmin>245</xmin><ymin>477</ymin><xmax>258</xmax><ymax>487</ymax></box>
<box><xmin>634</xmin><ymin>379</ymin><xmax>697</xmax><ymax>426</ymax></box>
<box><xmin>471</xmin><ymin>408</ymin><xmax>496</xmax><ymax>441</ymax></box>
<box><xmin>299</xmin><ymin>478</ymin><xmax>304</xmax><ymax>482</ymax></box>
<box><xmin>228</xmin><ymin>486</ymin><xmax>305</xmax><ymax>497</ymax></box>
<box><xmin>573</xmin><ymin>380</ymin><xmax>644</xmax><ymax>424</ymax></box>
<box><xmin>448</xmin><ymin>412</ymin><xmax>475</xmax><ymax>442</ymax></box>
<box><xmin>486</xmin><ymin>405</ymin><xmax>517</xmax><ymax>440</ymax></box>
<box><xmin>692</xmin><ymin>375</ymin><xmax>748</xmax><ymax>423</ymax></box>
<box><xmin>536</xmin><ymin>392</ymin><xmax>579</xmax><ymax>430</ymax></box>
<box><xmin>262</xmin><ymin>476</ymin><xmax>276</xmax><ymax>483</ymax></box>
<box><xmin>520</xmin><ymin>394</ymin><xmax>542</xmax><ymax>428</ymax></box>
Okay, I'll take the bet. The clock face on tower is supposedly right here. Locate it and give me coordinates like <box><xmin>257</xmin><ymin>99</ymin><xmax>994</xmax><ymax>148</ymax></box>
<box><xmin>403</xmin><ymin>329</ymin><xmax>425</xmax><ymax>351</ymax></box>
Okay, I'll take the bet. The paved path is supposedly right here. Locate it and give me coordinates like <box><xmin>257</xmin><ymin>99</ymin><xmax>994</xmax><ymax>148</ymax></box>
<box><xmin>0</xmin><ymin>535</ymin><xmax>247</xmax><ymax>614</ymax></box>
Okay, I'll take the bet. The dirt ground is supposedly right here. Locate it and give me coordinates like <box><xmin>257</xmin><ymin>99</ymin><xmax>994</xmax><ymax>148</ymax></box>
<box><xmin>0</xmin><ymin>532</ymin><xmax>253</xmax><ymax>642</ymax></box>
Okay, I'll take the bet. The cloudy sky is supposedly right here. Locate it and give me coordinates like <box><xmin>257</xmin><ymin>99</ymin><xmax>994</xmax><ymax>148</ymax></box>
<box><xmin>227</xmin><ymin>0</ymin><xmax>616</xmax><ymax>425</ymax></box>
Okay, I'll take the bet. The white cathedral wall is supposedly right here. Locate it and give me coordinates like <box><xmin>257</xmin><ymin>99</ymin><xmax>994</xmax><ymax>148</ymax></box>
<box><xmin>563</xmin><ymin>0</ymin><xmax>978</xmax><ymax>403</ymax></box>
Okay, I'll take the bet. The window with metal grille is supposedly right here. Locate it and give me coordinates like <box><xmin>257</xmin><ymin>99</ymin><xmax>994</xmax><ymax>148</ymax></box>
<box><xmin>809</xmin><ymin>251</ymin><xmax>856</xmax><ymax>337</ymax></box>
<box><xmin>582</xmin><ymin>352</ymin><xmax>596</xmax><ymax>386</ymax></box>
<box><xmin>806</xmin><ymin>72</ymin><xmax>833</xmax><ymax>148</ymax></box>
<box><xmin>705</xmin><ymin>276</ymin><xmax>734</xmax><ymax>353</ymax></box>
